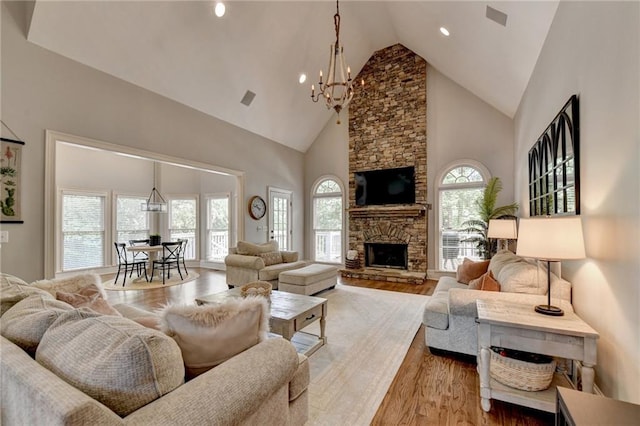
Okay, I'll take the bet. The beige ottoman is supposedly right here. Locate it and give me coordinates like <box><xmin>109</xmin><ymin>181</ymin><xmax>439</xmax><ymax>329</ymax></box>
<box><xmin>278</xmin><ymin>264</ymin><xmax>338</xmax><ymax>296</ymax></box>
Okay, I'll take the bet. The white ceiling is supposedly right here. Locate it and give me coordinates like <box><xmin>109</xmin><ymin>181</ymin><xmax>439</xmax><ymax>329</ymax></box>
<box><xmin>27</xmin><ymin>1</ymin><xmax>559</xmax><ymax>152</ymax></box>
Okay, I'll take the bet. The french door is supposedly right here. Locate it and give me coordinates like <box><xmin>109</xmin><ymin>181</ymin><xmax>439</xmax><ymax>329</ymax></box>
<box><xmin>268</xmin><ymin>187</ymin><xmax>292</xmax><ymax>251</ymax></box>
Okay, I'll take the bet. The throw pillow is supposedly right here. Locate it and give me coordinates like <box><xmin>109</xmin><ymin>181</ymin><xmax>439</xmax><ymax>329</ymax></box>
<box><xmin>469</xmin><ymin>271</ymin><xmax>501</xmax><ymax>291</ymax></box>
<box><xmin>497</xmin><ymin>261</ymin><xmax>544</xmax><ymax>295</ymax></box>
<box><xmin>259</xmin><ymin>251</ymin><xmax>283</xmax><ymax>266</ymax></box>
<box><xmin>236</xmin><ymin>240</ymin><xmax>279</xmax><ymax>256</ymax></box>
<box><xmin>456</xmin><ymin>258</ymin><xmax>490</xmax><ymax>284</ymax></box>
<box><xmin>160</xmin><ymin>297</ymin><xmax>270</xmax><ymax>379</ymax></box>
<box><xmin>0</xmin><ymin>294</ymin><xmax>73</xmax><ymax>355</ymax></box>
<box><xmin>133</xmin><ymin>316</ymin><xmax>161</xmax><ymax>330</ymax></box>
<box><xmin>0</xmin><ymin>280</ymin><xmax>50</xmax><ymax>316</ymax></box>
<box><xmin>56</xmin><ymin>287</ymin><xmax>122</xmax><ymax>317</ymax></box>
<box><xmin>31</xmin><ymin>273</ymin><xmax>105</xmax><ymax>298</ymax></box>
<box><xmin>36</xmin><ymin>309</ymin><xmax>184</xmax><ymax>417</ymax></box>
<box><xmin>281</xmin><ymin>251</ymin><xmax>299</xmax><ymax>263</ymax></box>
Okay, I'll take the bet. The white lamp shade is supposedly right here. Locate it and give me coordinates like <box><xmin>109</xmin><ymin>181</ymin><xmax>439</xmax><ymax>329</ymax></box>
<box><xmin>487</xmin><ymin>219</ymin><xmax>518</xmax><ymax>239</ymax></box>
<box><xmin>516</xmin><ymin>216</ymin><xmax>585</xmax><ymax>260</ymax></box>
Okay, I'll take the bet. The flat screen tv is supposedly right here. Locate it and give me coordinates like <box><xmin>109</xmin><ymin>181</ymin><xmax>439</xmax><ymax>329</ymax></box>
<box><xmin>355</xmin><ymin>166</ymin><xmax>415</xmax><ymax>206</ymax></box>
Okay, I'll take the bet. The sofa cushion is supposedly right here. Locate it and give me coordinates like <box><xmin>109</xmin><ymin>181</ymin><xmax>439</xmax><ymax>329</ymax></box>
<box><xmin>423</xmin><ymin>291</ymin><xmax>450</xmax><ymax>330</ymax></box>
<box><xmin>259</xmin><ymin>261</ymin><xmax>308</xmax><ymax>282</ymax></box>
<box><xmin>56</xmin><ymin>286</ymin><xmax>122</xmax><ymax>317</ymax></box>
<box><xmin>160</xmin><ymin>297</ymin><xmax>269</xmax><ymax>379</ymax></box>
<box><xmin>456</xmin><ymin>258</ymin><xmax>490</xmax><ymax>284</ymax></box>
<box><xmin>469</xmin><ymin>271</ymin><xmax>501</xmax><ymax>291</ymax></box>
<box><xmin>290</xmin><ymin>354</ymin><xmax>310</xmax><ymax>401</ymax></box>
<box><xmin>0</xmin><ymin>279</ymin><xmax>51</xmax><ymax>316</ymax></box>
<box><xmin>0</xmin><ymin>294</ymin><xmax>73</xmax><ymax>355</ymax></box>
<box><xmin>259</xmin><ymin>251</ymin><xmax>283</xmax><ymax>266</ymax></box>
<box><xmin>36</xmin><ymin>309</ymin><xmax>184</xmax><ymax>417</ymax></box>
<box><xmin>0</xmin><ymin>273</ymin><xmax>29</xmax><ymax>287</ymax></box>
<box><xmin>488</xmin><ymin>250</ymin><xmax>520</xmax><ymax>278</ymax></box>
<box><xmin>236</xmin><ymin>240</ymin><xmax>279</xmax><ymax>256</ymax></box>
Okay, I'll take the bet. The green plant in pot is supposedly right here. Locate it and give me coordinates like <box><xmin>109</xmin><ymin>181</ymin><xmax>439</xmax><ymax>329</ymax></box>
<box><xmin>149</xmin><ymin>234</ymin><xmax>162</xmax><ymax>246</ymax></box>
<box><xmin>460</xmin><ymin>177</ymin><xmax>518</xmax><ymax>260</ymax></box>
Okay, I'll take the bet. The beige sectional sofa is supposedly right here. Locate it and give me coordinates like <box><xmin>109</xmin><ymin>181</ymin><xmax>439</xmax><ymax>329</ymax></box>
<box><xmin>225</xmin><ymin>241</ymin><xmax>309</xmax><ymax>289</ymax></box>
<box><xmin>423</xmin><ymin>250</ymin><xmax>573</xmax><ymax>356</ymax></box>
<box><xmin>1</xmin><ymin>273</ymin><xmax>309</xmax><ymax>425</ymax></box>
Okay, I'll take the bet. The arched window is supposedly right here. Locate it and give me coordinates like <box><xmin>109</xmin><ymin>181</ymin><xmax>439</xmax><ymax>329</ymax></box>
<box><xmin>437</xmin><ymin>161</ymin><xmax>490</xmax><ymax>271</ymax></box>
<box><xmin>311</xmin><ymin>176</ymin><xmax>344</xmax><ymax>263</ymax></box>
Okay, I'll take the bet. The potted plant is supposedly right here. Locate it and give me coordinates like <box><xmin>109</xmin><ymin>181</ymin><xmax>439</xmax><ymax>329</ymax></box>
<box><xmin>460</xmin><ymin>177</ymin><xmax>518</xmax><ymax>259</ymax></box>
<box><xmin>149</xmin><ymin>234</ymin><xmax>162</xmax><ymax>246</ymax></box>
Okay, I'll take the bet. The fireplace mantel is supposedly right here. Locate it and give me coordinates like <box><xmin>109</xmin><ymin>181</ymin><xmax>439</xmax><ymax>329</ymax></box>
<box><xmin>348</xmin><ymin>205</ymin><xmax>426</xmax><ymax>218</ymax></box>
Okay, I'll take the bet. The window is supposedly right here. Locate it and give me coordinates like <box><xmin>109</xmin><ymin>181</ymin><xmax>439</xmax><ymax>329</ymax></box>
<box><xmin>312</xmin><ymin>177</ymin><xmax>343</xmax><ymax>263</ymax></box>
<box><xmin>115</xmin><ymin>195</ymin><xmax>149</xmax><ymax>243</ymax></box>
<box><xmin>168</xmin><ymin>196</ymin><xmax>198</xmax><ymax>260</ymax></box>
<box><xmin>438</xmin><ymin>162</ymin><xmax>489</xmax><ymax>271</ymax></box>
<box><xmin>206</xmin><ymin>194</ymin><xmax>230</xmax><ymax>262</ymax></box>
<box><xmin>61</xmin><ymin>192</ymin><xmax>106</xmax><ymax>271</ymax></box>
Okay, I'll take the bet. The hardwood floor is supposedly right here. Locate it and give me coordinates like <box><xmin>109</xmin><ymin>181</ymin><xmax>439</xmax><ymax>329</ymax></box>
<box><xmin>104</xmin><ymin>268</ymin><xmax>554</xmax><ymax>425</ymax></box>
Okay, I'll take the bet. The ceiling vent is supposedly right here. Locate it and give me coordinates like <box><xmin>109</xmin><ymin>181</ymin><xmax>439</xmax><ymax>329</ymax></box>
<box><xmin>486</xmin><ymin>6</ymin><xmax>508</xmax><ymax>27</ymax></box>
<box><xmin>240</xmin><ymin>90</ymin><xmax>256</xmax><ymax>107</ymax></box>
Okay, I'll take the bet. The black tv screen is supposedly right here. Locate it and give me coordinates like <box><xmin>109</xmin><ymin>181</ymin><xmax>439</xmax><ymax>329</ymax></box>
<box><xmin>355</xmin><ymin>166</ymin><xmax>415</xmax><ymax>206</ymax></box>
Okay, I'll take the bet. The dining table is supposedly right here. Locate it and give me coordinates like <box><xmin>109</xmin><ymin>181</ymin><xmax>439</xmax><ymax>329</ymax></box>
<box><xmin>125</xmin><ymin>245</ymin><xmax>163</xmax><ymax>282</ymax></box>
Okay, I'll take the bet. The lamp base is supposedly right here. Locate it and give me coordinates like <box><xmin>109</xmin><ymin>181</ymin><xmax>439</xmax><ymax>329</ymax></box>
<box><xmin>535</xmin><ymin>304</ymin><xmax>564</xmax><ymax>316</ymax></box>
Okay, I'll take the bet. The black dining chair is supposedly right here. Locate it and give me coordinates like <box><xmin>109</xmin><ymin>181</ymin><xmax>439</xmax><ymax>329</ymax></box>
<box><xmin>177</xmin><ymin>238</ymin><xmax>189</xmax><ymax>276</ymax></box>
<box><xmin>151</xmin><ymin>242</ymin><xmax>183</xmax><ymax>284</ymax></box>
<box><xmin>114</xmin><ymin>243</ymin><xmax>148</xmax><ymax>286</ymax></box>
<box><xmin>129</xmin><ymin>238</ymin><xmax>150</xmax><ymax>276</ymax></box>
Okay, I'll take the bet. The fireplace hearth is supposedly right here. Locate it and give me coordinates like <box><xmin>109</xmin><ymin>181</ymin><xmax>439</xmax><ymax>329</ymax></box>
<box><xmin>365</xmin><ymin>243</ymin><xmax>408</xmax><ymax>270</ymax></box>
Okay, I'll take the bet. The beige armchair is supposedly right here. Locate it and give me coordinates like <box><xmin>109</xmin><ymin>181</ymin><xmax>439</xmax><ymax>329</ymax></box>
<box><xmin>224</xmin><ymin>241</ymin><xmax>309</xmax><ymax>289</ymax></box>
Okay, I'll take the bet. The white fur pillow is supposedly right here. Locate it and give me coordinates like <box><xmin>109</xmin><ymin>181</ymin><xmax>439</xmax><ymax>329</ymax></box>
<box><xmin>159</xmin><ymin>297</ymin><xmax>270</xmax><ymax>379</ymax></box>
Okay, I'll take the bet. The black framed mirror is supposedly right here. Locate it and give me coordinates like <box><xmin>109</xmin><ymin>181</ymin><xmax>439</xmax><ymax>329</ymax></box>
<box><xmin>528</xmin><ymin>95</ymin><xmax>580</xmax><ymax>216</ymax></box>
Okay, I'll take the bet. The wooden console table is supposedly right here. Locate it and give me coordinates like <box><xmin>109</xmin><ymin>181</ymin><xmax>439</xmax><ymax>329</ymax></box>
<box><xmin>476</xmin><ymin>299</ymin><xmax>599</xmax><ymax>413</ymax></box>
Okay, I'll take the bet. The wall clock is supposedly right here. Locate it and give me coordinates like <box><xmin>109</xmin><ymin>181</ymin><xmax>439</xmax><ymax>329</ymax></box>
<box><xmin>248</xmin><ymin>195</ymin><xmax>266</xmax><ymax>220</ymax></box>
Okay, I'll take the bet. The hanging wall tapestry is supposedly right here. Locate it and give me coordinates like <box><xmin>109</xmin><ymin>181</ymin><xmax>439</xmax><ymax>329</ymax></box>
<box><xmin>1</xmin><ymin>138</ymin><xmax>25</xmax><ymax>223</ymax></box>
<box><xmin>528</xmin><ymin>95</ymin><xmax>580</xmax><ymax>216</ymax></box>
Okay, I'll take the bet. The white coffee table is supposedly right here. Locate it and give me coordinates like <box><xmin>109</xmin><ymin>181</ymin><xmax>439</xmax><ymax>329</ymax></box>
<box><xmin>476</xmin><ymin>299</ymin><xmax>599</xmax><ymax>413</ymax></box>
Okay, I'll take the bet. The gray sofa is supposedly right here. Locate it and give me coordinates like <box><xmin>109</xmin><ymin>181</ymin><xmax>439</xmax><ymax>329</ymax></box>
<box><xmin>225</xmin><ymin>241</ymin><xmax>308</xmax><ymax>289</ymax></box>
<box><xmin>1</xmin><ymin>273</ymin><xmax>309</xmax><ymax>425</ymax></box>
<box><xmin>423</xmin><ymin>251</ymin><xmax>573</xmax><ymax>356</ymax></box>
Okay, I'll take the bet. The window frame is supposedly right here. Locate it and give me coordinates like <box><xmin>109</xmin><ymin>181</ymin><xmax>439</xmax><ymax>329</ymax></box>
<box><xmin>166</xmin><ymin>194</ymin><xmax>199</xmax><ymax>260</ymax></box>
<box><xmin>310</xmin><ymin>175</ymin><xmax>345</xmax><ymax>264</ymax></box>
<box><xmin>113</xmin><ymin>191</ymin><xmax>152</xmax><ymax>255</ymax></box>
<box><xmin>58</xmin><ymin>188</ymin><xmax>110</xmax><ymax>273</ymax></box>
<box><xmin>435</xmin><ymin>160</ymin><xmax>491</xmax><ymax>271</ymax></box>
<box><xmin>204</xmin><ymin>192</ymin><xmax>231</xmax><ymax>263</ymax></box>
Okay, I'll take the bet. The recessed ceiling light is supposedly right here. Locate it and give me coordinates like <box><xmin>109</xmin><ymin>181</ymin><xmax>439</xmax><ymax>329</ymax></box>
<box><xmin>440</xmin><ymin>27</ymin><xmax>450</xmax><ymax>37</ymax></box>
<box><xmin>299</xmin><ymin>73</ymin><xmax>307</xmax><ymax>84</ymax></box>
<box><xmin>214</xmin><ymin>2</ymin><xmax>225</xmax><ymax>18</ymax></box>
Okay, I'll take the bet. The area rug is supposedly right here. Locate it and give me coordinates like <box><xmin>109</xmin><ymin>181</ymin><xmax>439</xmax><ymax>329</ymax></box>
<box><xmin>102</xmin><ymin>271</ymin><xmax>199</xmax><ymax>291</ymax></box>
<box><xmin>301</xmin><ymin>284</ymin><xmax>429</xmax><ymax>425</ymax></box>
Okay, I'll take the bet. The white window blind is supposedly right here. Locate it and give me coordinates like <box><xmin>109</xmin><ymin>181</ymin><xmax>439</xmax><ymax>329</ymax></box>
<box><xmin>62</xmin><ymin>193</ymin><xmax>105</xmax><ymax>271</ymax></box>
<box><xmin>116</xmin><ymin>195</ymin><xmax>149</xmax><ymax>243</ymax></box>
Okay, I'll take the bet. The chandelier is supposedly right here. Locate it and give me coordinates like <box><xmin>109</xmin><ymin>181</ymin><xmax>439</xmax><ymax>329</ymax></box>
<box><xmin>310</xmin><ymin>0</ymin><xmax>356</xmax><ymax>124</ymax></box>
<box><xmin>141</xmin><ymin>187</ymin><xmax>167</xmax><ymax>213</ymax></box>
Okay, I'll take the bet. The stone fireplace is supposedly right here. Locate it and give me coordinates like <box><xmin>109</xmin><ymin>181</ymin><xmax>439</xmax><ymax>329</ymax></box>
<box><xmin>343</xmin><ymin>44</ymin><xmax>427</xmax><ymax>284</ymax></box>
<box><xmin>365</xmin><ymin>243</ymin><xmax>408</xmax><ymax>269</ymax></box>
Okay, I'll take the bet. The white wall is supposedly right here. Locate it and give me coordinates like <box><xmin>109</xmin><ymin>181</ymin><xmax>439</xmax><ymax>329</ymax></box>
<box><xmin>0</xmin><ymin>1</ymin><xmax>305</xmax><ymax>282</ymax></box>
<box><xmin>514</xmin><ymin>1</ymin><xmax>639</xmax><ymax>403</ymax></box>
<box><xmin>305</xmin><ymin>64</ymin><xmax>515</xmax><ymax>270</ymax></box>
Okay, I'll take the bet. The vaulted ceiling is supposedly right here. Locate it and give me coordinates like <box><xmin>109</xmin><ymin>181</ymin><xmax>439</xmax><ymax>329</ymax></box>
<box><xmin>27</xmin><ymin>1</ymin><xmax>559</xmax><ymax>152</ymax></box>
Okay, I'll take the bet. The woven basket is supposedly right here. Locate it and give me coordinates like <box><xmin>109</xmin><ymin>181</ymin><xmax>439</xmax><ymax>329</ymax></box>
<box><xmin>240</xmin><ymin>281</ymin><xmax>272</xmax><ymax>298</ymax></box>
<box><xmin>345</xmin><ymin>258</ymin><xmax>361</xmax><ymax>269</ymax></box>
<box><xmin>490</xmin><ymin>349</ymin><xmax>556</xmax><ymax>391</ymax></box>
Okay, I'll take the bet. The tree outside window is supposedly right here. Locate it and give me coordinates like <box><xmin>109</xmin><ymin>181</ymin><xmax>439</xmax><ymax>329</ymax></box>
<box><xmin>312</xmin><ymin>178</ymin><xmax>343</xmax><ymax>263</ymax></box>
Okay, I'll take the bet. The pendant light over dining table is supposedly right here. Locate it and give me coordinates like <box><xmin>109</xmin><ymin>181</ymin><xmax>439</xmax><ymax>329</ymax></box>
<box><xmin>310</xmin><ymin>0</ymin><xmax>360</xmax><ymax>124</ymax></box>
<box><xmin>141</xmin><ymin>187</ymin><xmax>167</xmax><ymax>213</ymax></box>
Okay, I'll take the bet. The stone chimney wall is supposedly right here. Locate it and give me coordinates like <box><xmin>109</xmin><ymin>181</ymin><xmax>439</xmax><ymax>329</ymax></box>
<box><xmin>348</xmin><ymin>44</ymin><xmax>428</xmax><ymax>273</ymax></box>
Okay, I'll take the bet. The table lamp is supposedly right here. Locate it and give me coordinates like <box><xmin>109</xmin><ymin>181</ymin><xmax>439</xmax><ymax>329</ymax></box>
<box><xmin>516</xmin><ymin>216</ymin><xmax>585</xmax><ymax>316</ymax></box>
<box><xmin>487</xmin><ymin>219</ymin><xmax>518</xmax><ymax>251</ymax></box>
